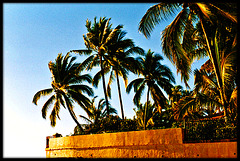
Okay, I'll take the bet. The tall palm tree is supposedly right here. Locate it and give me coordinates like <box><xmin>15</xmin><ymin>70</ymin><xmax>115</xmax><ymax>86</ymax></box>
<box><xmin>104</xmin><ymin>29</ymin><xmax>144</xmax><ymax>119</ymax></box>
<box><xmin>182</xmin><ymin>21</ymin><xmax>237</xmax><ymax>121</ymax></box>
<box><xmin>32</xmin><ymin>53</ymin><xmax>94</xmax><ymax>132</ymax></box>
<box><xmin>175</xmin><ymin>43</ymin><xmax>237</xmax><ymax>121</ymax></box>
<box><xmin>71</xmin><ymin>17</ymin><xmax>122</xmax><ymax>116</ymax></box>
<box><xmin>139</xmin><ymin>3</ymin><xmax>237</xmax><ymax>121</ymax></box>
<box><xmin>139</xmin><ymin>3</ymin><xmax>237</xmax><ymax>87</ymax></box>
<box><xmin>196</xmin><ymin>19</ymin><xmax>237</xmax><ymax>121</ymax></box>
<box><xmin>126</xmin><ymin>49</ymin><xmax>175</xmax><ymax>129</ymax></box>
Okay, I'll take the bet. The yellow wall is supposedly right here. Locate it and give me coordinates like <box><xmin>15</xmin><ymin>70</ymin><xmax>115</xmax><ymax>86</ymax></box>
<box><xmin>46</xmin><ymin>128</ymin><xmax>237</xmax><ymax>158</ymax></box>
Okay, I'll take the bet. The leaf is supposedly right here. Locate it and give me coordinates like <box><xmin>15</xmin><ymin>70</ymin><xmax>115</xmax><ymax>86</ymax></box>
<box><xmin>41</xmin><ymin>95</ymin><xmax>56</xmax><ymax>119</ymax></box>
<box><xmin>32</xmin><ymin>88</ymin><xmax>53</xmax><ymax>105</ymax></box>
<box><xmin>70</xmin><ymin>49</ymin><xmax>92</xmax><ymax>55</ymax></box>
<box><xmin>139</xmin><ymin>3</ymin><xmax>181</xmax><ymax>38</ymax></box>
<box><xmin>49</xmin><ymin>96</ymin><xmax>61</xmax><ymax>127</ymax></box>
<box><xmin>209</xmin><ymin>3</ymin><xmax>237</xmax><ymax>23</ymax></box>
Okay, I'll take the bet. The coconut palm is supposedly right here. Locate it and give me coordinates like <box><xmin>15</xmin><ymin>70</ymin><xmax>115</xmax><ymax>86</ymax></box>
<box><xmin>126</xmin><ymin>49</ymin><xmax>175</xmax><ymax>129</ymax></box>
<box><xmin>71</xmin><ymin>17</ymin><xmax>122</xmax><ymax>116</ymax></box>
<box><xmin>79</xmin><ymin>96</ymin><xmax>117</xmax><ymax>133</ymax></box>
<box><xmin>32</xmin><ymin>53</ymin><xmax>94</xmax><ymax>131</ymax></box>
<box><xmin>185</xmin><ymin>22</ymin><xmax>236</xmax><ymax>121</ymax></box>
<box><xmin>139</xmin><ymin>3</ymin><xmax>237</xmax><ymax>121</ymax></box>
<box><xmin>175</xmin><ymin>41</ymin><xmax>237</xmax><ymax>121</ymax></box>
<box><xmin>139</xmin><ymin>3</ymin><xmax>237</xmax><ymax>87</ymax></box>
<box><xmin>197</xmin><ymin>21</ymin><xmax>237</xmax><ymax>121</ymax></box>
<box><xmin>104</xmin><ymin>29</ymin><xmax>144</xmax><ymax>119</ymax></box>
<box><xmin>168</xmin><ymin>85</ymin><xmax>184</xmax><ymax>108</ymax></box>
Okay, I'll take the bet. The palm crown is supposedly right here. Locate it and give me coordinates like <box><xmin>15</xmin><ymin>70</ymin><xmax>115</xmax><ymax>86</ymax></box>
<box><xmin>71</xmin><ymin>17</ymin><xmax>123</xmax><ymax>116</ymax></box>
<box><xmin>126</xmin><ymin>49</ymin><xmax>175</xmax><ymax>115</ymax></box>
<box><xmin>103</xmin><ymin>29</ymin><xmax>144</xmax><ymax>119</ymax></box>
<box><xmin>139</xmin><ymin>3</ymin><xmax>237</xmax><ymax>87</ymax></box>
<box><xmin>32</xmin><ymin>53</ymin><xmax>93</xmax><ymax>131</ymax></box>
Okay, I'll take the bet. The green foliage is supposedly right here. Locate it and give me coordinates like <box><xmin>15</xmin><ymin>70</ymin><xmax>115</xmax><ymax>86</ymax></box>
<box><xmin>133</xmin><ymin>101</ymin><xmax>156</xmax><ymax>130</ymax></box>
<box><xmin>119</xmin><ymin>119</ymin><xmax>138</xmax><ymax>132</ymax></box>
<box><xmin>33</xmin><ymin>53</ymin><xmax>93</xmax><ymax>130</ymax></box>
<box><xmin>73</xmin><ymin>115</ymin><xmax>139</xmax><ymax>135</ymax></box>
<box><xmin>184</xmin><ymin>118</ymin><xmax>237</xmax><ymax>142</ymax></box>
<box><xmin>126</xmin><ymin>49</ymin><xmax>175</xmax><ymax>114</ymax></box>
<box><xmin>139</xmin><ymin>2</ymin><xmax>237</xmax><ymax>87</ymax></box>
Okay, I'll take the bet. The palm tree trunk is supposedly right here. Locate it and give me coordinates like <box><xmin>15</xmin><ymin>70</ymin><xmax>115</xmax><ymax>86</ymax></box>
<box><xmin>116</xmin><ymin>71</ymin><xmax>124</xmax><ymax>120</ymax></box>
<box><xmin>144</xmin><ymin>87</ymin><xmax>150</xmax><ymax>130</ymax></box>
<box><xmin>199</xmin><ymin>18</ymin><xmax>228</xmax><ymax>122</ymax></box>
<box><xmin>66</xmin><ymin>105</ymin><xmax>84</xmax><ymax>132</ymax></box>
<box><xmin>99</xmin><ymin>54</ymin><xmax>110</xmax><ymax>116</ymax></box>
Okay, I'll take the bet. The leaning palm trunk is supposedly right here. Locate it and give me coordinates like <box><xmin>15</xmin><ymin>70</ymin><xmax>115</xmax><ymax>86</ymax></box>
<box><xmin>116</xmin><ymin>72</ymin><xmax>125</xmax><ymax>120</ymax></box>
<box><xmin>66</xmin><ymin>105</ymin><xmax>84</xmax><ymax>132</ymax></box>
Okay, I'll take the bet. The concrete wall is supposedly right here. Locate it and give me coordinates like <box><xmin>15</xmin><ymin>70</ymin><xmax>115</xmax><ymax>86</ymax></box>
<box><xmin>46</xmin><ymin>128</ymin><xmax>237</xmax><ymax>158</ymax></box>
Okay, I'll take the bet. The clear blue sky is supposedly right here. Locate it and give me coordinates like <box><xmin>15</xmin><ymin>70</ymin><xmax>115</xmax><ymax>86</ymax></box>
<box><xmin>3</xmin><ymin>3</ymin><xmax>207</xmax><ymax>158</ymax></box>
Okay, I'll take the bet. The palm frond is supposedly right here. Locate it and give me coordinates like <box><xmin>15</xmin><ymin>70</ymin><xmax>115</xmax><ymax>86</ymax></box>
<box><xmin>106</xmin><ymin>70</ymin><xmax>115</xmax><ymax>99</ymax></box>
<box><xmin>49</xmin><ymin>96</ymin><xmax>61</xmax><ymax>127</ymax></box>
<box><xmin>76</xmin><ymin>55</ymin><xmax>94</xmax><ymax>72</ymax></box>
<box><xmin>41</xmin><ymin>95</ymin><xmax>56</xmax><ymax>119</ymax></box>
<box><xmin>68</xmin><ymin>74</ymin><xmax>92</xmax><ymax>85</ymax></box>
<box><xmin>195</xmin><ymin>3</ymin><xmax>213</xmax><ymax>22</ymax></box>
<box><xmin>161</xmin><ymin>8</ymin><xmax>192</xmax><ymax>87</ymax></box>
<box><xmin>133</xmin><ymin>82</ymin><xmax>146</xmax><ymax>106</ymax></box>
<box><xmin>79</xmin><ymin>115</ymin><xmax>93</xmax><ymax>124</ymax></box>
<box><xmin>32</xmin><ymin>88</ymin><xmax>54</xmax><ymax>105</ymax></box>
<box><xmin>149</xmin><ymin>83</ymin><xmax>167</xmax><ymax>113</ymax></box>
<box><xmin>97</xmin><ymin>98</ymin><xmax>106</xmax><ymax>111</ymax></box>
<box><xmin>125</xmin><ymin>46</ymin><xmax>145</xmax><ymax>56</ymax></box>
<box><xmin>92</xmin><ymin>66</ymin><xmax>110</xmax><ymax>87</ymax></box>
<box><xmin>126</xmin><ymin>78</ymin><xmax>144</xmax><ymax>94</ymax></box>
<box><xmin>229</xmin><ymin>87</ymin><xmax>237</xmax><ymax>107</ymax></box>
<box><xmin>68</xmin><ymin>84</ymin><xmax>94</xmax><ymax>97</ymax></box>
<box><xmin>103</xmin><ymin>24</ymin><xmax>123</xmax><ymax>46</ymax></box>
<box><xmin>101</xmin><ymin>18</ymin><xmax>111</xmax><ymax>44</ymax></box>
<box><xmin>175</xmin><ymin>95</ymin><xmax>196</xmax><ymax>120</ymax></box>
<box><xmin>70</xmin><ymin>49</ymin><xmax>92</xmax><ymax>55</ymax></box>
<box><xmin>209</xmin><ymin>3</ymin><xmax>237</xmax><ymax>23</ymax></box>
<box><xmin>67</xmin><ymin>90</ymin><xmax>91</xmax><ymax>109</ymax></box>
<box><xmin>139</xmin><ymin>3</ymin><xmax>181</xmax><ymax>38</ymax></box>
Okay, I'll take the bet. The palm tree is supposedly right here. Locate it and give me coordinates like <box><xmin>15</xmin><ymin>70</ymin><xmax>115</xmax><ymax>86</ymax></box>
<box><xmin>169</xmin><ymin>85</ymin><xmax>184</xmax><ymax>108</ymax></box>
<box><xmin>126</xmin><ymin>49</ymin><xmax>175</xmax><ymax>129</ymax></box>
<box><xmin>71</xmin><ymin>17</ymin><xmax>122</xmax><ymax>116</ymax></box>
<box><xmin>196</xmin><ymin>19</ymin><xmax>237</xmax><ymax>121</ymax></box>
<box><xmin>104</xmin><ymin>29</ymin><xmax>144</xmax><ymax>119</ymax></box>
<box><xmin>185</xmin><ymin>21</ymin><xmax>237</xmax><ymax>121</ymax></box>
<box><xmin>139</xmin><ymin>3</ymin><xmax>237</xmax><ymax>87</ymax></box>
<box><xmin>175</xmin><ymin>46</ymin><xmax>237</xmax><ymax>121</ymax></box>
<box><xmin>133</xmin><ymin>101</ymin><xmax>156</xmax><ymax>130</ymax></box>
<box><xmin>139</xmin><ymin>3</ymin><xmax>237</xmax><ymax>121</ymax></box>
<box><xmin>32</xmin><ymin>53</ymin><xmax>94</xmax><ymax>132</ymax></box>
<box><xmin>78</xmin><ymin>96</ymin><xmax>117</xmax><ymax>133</ymax></box>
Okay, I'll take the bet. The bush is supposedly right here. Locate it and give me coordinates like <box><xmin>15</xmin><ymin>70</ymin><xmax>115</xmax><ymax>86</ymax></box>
<box><xmin>73</xmin><ymin>115</ymin><xmax>139</xmax><ymax>135</ymax></box>
<box><xmin>119</xmin><ymin>119</ymin><xmax>138</xmax><ymax>132</ymax></box>
<box><xmin>184</xmin><ymin>118</ymin><xmax>237</xmax><ymax>142</ymax></box>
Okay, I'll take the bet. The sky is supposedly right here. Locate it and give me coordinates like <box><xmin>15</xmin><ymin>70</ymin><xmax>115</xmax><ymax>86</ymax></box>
<box><xmin>3</xmin><ymin>3</ymin><xmax>208</xmax><ymax>158</ymax></box>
